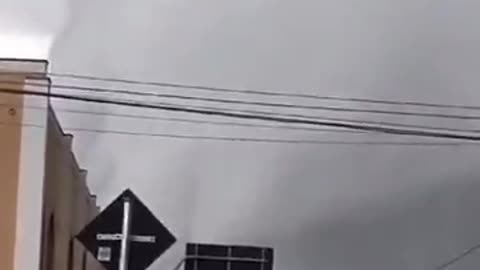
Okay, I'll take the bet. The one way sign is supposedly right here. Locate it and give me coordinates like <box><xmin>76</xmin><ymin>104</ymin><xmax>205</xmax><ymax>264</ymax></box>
<box><xmin>76</xmin><ymin>189</ymin><xmax>176</xmax><ymax>270</ymax></box>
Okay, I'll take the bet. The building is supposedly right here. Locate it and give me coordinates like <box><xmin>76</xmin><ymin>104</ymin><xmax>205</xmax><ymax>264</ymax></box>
<box><xmin>0</xmin><ymin>58</ymin><xmax>101</xmax><ymax>270</ymax></box>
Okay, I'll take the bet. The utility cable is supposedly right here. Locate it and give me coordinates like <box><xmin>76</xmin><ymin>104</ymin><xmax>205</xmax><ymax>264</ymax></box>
<box><xmin>30</xmin><ymin>106</ymin><xmax>367</xmax><ymax>134</ymax></box>
<box><xmin>43</xmin><ymin>72</ymin><xmax>480</xmax><ymax>111</ymax></box>
<box><xmin>5</xmin><ymin>101</ymin><xmax>479</xmax><ymax>135</ymax></box>
<box><xmin>3</xmin><ymin>87</ymin><xmax>480</xmax><ymax>141</ymax></box>
<box><xmin>2</xmin><ymin>121</ymin><xmax>479</xmax><ymax>147</ymax></box>
<box><xmin>5</xmin><ymin>80</ymin><xmax>480</xmax><ymax>120</ymax></box>
<box><xmin>0</xmin><ymin>102</ymin><xmax>365</xmax><ymax>134</ymax></box>
<box><xmin>5</xmin><ymin>80</ymin><xmax>480</xmax><ymax>134</ymax></box>
<box><xmin>434</xmin><ymin>243</ymin><xmax>480</xmax><ymax>270</ymax></box>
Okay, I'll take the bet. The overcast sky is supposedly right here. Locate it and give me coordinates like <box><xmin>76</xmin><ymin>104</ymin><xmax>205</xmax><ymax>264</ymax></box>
<box><xmin>3</xmin><ymin>0</ymin><xmax>480</xmax><ymax>269</ymax></box>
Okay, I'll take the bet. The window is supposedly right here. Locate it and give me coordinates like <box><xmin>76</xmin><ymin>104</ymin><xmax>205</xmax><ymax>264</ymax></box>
<box><xmin>67</xmin><ymin>239</ymin><xmax>74</xmax><ymax>270</ymax></box>
<box><xmin>82</xmin><ymin>252</ymin><xmax>87</xmax><ymax>270</ymax></box>
<box><xmin>45</xmin><ymin>215</ymin><xmax>55</xmax><ymax>270</ymax></box>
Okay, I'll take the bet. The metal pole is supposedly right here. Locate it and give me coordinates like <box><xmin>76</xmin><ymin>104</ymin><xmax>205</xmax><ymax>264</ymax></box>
<box><xmin>119</xmin><ymin>197</ymin><xmax>132</xmax><ymax>270</ymax></box>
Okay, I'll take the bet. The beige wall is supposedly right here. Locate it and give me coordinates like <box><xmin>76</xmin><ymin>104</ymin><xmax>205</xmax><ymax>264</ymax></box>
<box><xmin>0</xmin><ymin>59</ymin><xmax>100</xmax><ymax>270</ymax></box>
<box><xmin>0</xmin><ymin>76</ymin><xmax>24</xmax><ymax>270</ymax></box>
<box><xmin>41</xmin><ymin>108</ymin><xmax>101</xmax><ymax>270</ymax></box>
<box><xmin>0</xmin><ymin>59</ymin><xmax>50</xmax><ymax>270</ymax></box>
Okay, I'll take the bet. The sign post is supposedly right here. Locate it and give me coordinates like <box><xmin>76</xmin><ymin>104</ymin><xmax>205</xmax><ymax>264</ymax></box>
<box><xmin>119</xmin><ymin>197</ymin><xmax>132</xmax><ymax>270</ymax></box>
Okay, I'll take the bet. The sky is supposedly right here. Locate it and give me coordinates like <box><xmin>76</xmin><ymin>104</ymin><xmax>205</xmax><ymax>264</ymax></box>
<box><xmin>3</xmin><ymin>0</ymin><xmax>480</xmax><ymax>270</ymax></box>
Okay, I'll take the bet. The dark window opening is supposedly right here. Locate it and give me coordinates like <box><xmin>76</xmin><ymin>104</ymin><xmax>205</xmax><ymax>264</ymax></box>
<box><xmin>67</xmin><ymin>239</ymin><xmax>74</xmax><ymax>270</ymax></box>
<box><xmin>45</xmin><ymin>215</ymin><xmax>55</xmax><ymax>270</ymax></box>
<box><xmin>82</xmin><ymin>251</ymin><xmax>87</xmax><ymax>270</ymax></box>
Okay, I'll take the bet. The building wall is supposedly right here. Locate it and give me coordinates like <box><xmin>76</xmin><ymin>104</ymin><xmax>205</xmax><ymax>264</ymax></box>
<box><xmin>0</xmin><ymin>59</ymin><xmax>49</xmax><ymax>270</ymax></box>
<box><xmin>41</xmin><ymin>107</ymin><xmax>102</xmax><ymax>270</ymax></box>
<box><xmin>0</xmin><ymin>58</ymin><xmax>100</xmax><ymax>270</ymax></box>
<box><xmin>12</xmin><ymin>60</ymin><xmax>50</xmax><ymax>270</ymax></box>
<box><xmin>0</xmin><ymin>70</ymin><xmax>25</xmax><ymax>270</ymax></box>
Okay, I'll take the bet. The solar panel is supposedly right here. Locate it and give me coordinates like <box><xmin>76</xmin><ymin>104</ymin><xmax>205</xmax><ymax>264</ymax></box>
<box><xmin>185</xmin><ymin>243</ymin><xmax>274</xmax><ymax>270</ymax></box>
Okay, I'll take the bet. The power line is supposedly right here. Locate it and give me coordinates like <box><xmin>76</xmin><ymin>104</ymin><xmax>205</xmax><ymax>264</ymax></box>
<box><xmin>27</xmin><ymin>106</ymin><xmax>367</xmax><ymax>134</ymax></box>
<box><xmin>44</xmin><ymin>72</ymin><xmax>480</xmax><ymax>111</ymax></box>
<box><xmin>6</xmin><ymin>80</ymin><xmax>480</xmax><ymax>134</ymax></box>
<box><xmin>50</xmin><ymin>107</ymin><xmax>480</xmax><ymax>135</ymax></box>
<box><xmin>3</xmin><ymin>121</ymin><xmax>479</xmax><ymax>146</ymax></box>
<box><xmin>3</xmin><ymin>86</ymin><xmax>480</xmax><ymax>141</ymax></box>
<box><xmin>137</xmin><ymin>100</ymin><xmax>480</xmax><ymax>135</ymax></box>
<box><xmin>54</xmin><ymin>128</ymin><xmax>480</xmax><ymax>146</ymax></box>
<box><xmin>0</xmin><ymin>102</ymin><xmax>365</xmax><ymax>134</ymax></box>
<box><xmin>434</xmin><ymin>243</ymin><xmax>480</xmax><ymax>270</ymax></box>
<box><xmin>7</xmin><ymin>80</ymin><xmax>480</xmax><ymax>120</ymax></box>
<box><xmin>6</xmin><ymin>100</ymin><xmax>479</xmax><ymax>135</ymax></box>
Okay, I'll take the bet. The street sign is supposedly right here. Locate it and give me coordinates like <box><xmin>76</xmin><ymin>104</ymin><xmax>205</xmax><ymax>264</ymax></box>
<box><xmin>76</xmin><ymin>189</ymin><xmax>176</xmax><ymax>270</ymax></box>
<box><xmin>185</xmin><ymin>243</ymin><xmax>274</xmax><ymax>270</ymax></box>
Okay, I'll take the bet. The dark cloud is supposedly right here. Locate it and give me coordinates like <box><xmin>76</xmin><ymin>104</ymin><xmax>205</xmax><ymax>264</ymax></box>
<box><xmin>46</xmin><ymin>0</ymin><xmax>480</xmax><ymax>269</ymax></box>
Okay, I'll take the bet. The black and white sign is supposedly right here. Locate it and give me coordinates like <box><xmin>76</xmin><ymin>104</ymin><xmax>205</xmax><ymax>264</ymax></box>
<box><xmin>76</xmin><ymin>189</ymin><xmax>176</xmax><ymax>270</ymax></box>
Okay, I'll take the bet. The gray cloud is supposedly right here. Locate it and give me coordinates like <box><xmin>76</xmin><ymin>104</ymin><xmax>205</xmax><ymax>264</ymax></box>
<box><xmin>44</xmin><ymin>0</ymin><xmax>480</xmax><ymax>269</ymax></box>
